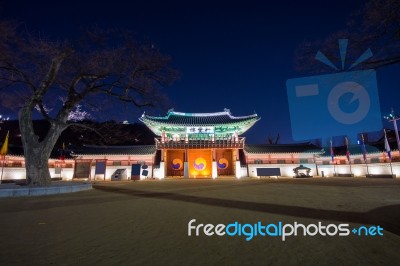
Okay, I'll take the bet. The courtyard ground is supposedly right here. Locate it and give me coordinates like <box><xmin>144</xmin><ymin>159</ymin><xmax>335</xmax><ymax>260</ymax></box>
<box><xmin>0</xmin><ymin>177</ymin><xmax>399</xmax><ymax>265</ymax></box>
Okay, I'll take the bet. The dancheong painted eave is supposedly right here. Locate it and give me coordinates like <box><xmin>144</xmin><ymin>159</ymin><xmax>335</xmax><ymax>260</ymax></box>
<box><xmin>139</xmin><ymin>109</ymin><xmax>260</xmax><ymax>136</ymax></box>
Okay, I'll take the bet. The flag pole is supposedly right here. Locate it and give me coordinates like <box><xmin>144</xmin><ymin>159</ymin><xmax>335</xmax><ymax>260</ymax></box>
<box><xmin>384</xmin><ymin>129</ymin><xmax>393</xmax><ymax>176</ymax></box>
<box><xmin>345</xmin><ymin>137</ymin><xmax>352</xmax><ymax>175</ymax></box>
<box><xmin>349</xmin><ymin>158</ymin><xmax>352</xmax><ymax>175</ymax></box>
<box><xmin>0</xmin><ymin>155</ymin><xmax>5</xmax><ymax>184</ymax></box>
<box><xmin>330</xmin><ymin>139</ymin><xmax>336</xmax><ymax>176</ymax></box>
<box><xmin>333</xmin><ymin>161</ymin><xmax>336</xmax><ymax>177</ymax></box>
<box><xmin>60</xmin><ymin>142</ymin><xmax>65</xmax><ymax>179</ymax></box>
<box><xmin>362</xmin><ymin>134</ymin><xmax>369</xmax><ymax>176</ymax></box>
<box><xmin>0</xmin><ymin>131</ymin><xmax>10</xmax><ymax>184</ymax></box>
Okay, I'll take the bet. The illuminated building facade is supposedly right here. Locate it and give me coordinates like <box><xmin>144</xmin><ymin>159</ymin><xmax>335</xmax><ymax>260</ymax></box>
<box><xmin>1</xmin><ymin>109</ymin><xmax>399</xmax><ymax>181</ymax></box>
<box><xmin>139</xmin><ymin>109</ymin><xmax>259</xmax><ymax>178</ymax></box>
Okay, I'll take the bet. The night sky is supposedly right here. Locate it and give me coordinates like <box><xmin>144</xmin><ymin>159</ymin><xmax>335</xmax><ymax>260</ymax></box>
<box><xmin>1</xmin><ymin>0</ymin><xmax>399</xmax><ymax>144</ymax></box>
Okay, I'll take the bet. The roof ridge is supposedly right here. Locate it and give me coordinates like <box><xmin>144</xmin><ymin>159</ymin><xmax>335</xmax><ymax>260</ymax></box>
<box><xmin>141</xmin><ymin>110</ymin><xmax>258</xmax><ymax>119</ymax></box>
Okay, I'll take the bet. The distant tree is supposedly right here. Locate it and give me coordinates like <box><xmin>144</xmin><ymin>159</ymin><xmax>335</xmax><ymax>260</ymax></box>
<box><xmin>0</xmin><ymin>21</ymin><xmax>179</xmax><ymax>185</ymax></box>
<box><xmin>68</xmin><ymin>121</ymin><xmax>156</xmax><ymax>146</ymax></box>
<box><xmin>295</xmin><ymin>0</ymin><xmax>400</xmax><ymax>73</ymax></box>
<box><xmin>267</xmin><ymin>133</ymin><xmax>280</xmax><ymax>144</ymax></box>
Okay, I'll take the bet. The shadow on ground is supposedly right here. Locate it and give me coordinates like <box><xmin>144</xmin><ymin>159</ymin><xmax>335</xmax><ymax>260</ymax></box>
<box><xmin>94</xmin><ymin>184</ymin><xmax>400</xmax><ymax>236</ymax></box>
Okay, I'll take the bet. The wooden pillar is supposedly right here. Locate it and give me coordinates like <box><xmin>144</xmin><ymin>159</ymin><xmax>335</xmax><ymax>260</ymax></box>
<box><xmin>184</xmin><ymin>149</ymin><xmax>189</xmax><ymax>178</ymax></box>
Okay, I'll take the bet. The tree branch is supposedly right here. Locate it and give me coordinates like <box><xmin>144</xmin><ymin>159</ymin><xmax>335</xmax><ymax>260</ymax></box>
<box><xmin>67</xmin><ymin>122</ymin><xmax>108</xmax><ymax>143</ymax></box>
<box><xmin>28</xmin><ymin>49</ymin><xmax>72</xmax><ymax>109</ymax></box>
<box><xmin>99</xmin><ymin>87</ymin><xmax>155</xmax><ymax>107</ymax></box>
<box><xmin>0</xmin><ymin>63</ymin><xmax>37</xmax><ymax>91</ymax></box>
<box><xmin>36</xmin><ymin>102</ymin><xmax>54</xmax><ymax>123</ymax></box>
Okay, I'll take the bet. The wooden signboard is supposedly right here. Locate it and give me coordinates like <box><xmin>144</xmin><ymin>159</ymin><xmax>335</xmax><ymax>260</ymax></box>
<box><xmin>94</xmin><ymin>159</ymin><xmax>107</xmax><ymax>180</ymax></box>
<box><xmin>74</xmin><ymin>159</ymin><xmax>93</xmax><ymax>179</ymax></box>
<box><xmin>131</xmin><ymin>164</ymin><xmax>141</xmax><ymax>180</ymax></box>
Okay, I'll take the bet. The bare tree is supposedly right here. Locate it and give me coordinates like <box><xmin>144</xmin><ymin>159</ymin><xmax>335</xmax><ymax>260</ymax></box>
<box><xmin>0</xmin><ymin>21</ymin><xmax>179</xmax><ymax>185</ymax></box>
<box><xmin>295</xmin><ymin>0</ymin><xmax>400</xmax><ymax>74</ymax></box>
<box><xmin>267</xmin><ymin>133</ymin><xmax>280</xmax><ymax>144</ymax></box>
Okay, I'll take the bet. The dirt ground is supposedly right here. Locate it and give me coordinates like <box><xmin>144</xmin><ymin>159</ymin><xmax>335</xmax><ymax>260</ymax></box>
<box><xmin>0</xmin><ymin>177</ymin><xmax>399</xmax><ymax>265</ymax></box>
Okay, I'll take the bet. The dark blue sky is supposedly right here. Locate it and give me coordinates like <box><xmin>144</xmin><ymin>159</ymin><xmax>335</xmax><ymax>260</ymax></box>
<box><xmin>1</xmin><ymin>0</ymin><xmax>399</xmax><ymax>144</ymax></box>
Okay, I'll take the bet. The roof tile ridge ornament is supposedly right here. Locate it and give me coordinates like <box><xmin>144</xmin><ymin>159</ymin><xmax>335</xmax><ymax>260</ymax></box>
<box><xmin>225</xmin><ymin>109</ymin><xmax>259</xmax><ymax>120</ymax></box>
<box><xmin>140</xmin><ymin>112</ymin><xmax>169</xmax><ymax>120</ymax></box>
<box><xmin>229</xmin><ymin>113</ymin><xmax>259</xmax><ymax>119</ymax></box>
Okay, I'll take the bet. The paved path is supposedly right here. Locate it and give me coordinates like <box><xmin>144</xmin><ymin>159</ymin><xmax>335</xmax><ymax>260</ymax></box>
<box><xmin>0</xmin><ymin>181</ymin><xmax>92</xmax><ymax>197</ymax></box>
<box><xmin>0</xmin><ymin>178</ymin><xmax>399</xmax><ymax>265</ymax></box>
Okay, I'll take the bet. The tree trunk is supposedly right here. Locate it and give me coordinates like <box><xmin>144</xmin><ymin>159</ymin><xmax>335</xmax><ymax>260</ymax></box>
<box><xmin>19</xmin><ymin>106</ymin><xmax>67</xmax><ymax>186</ymax></box>
<box><xmin>24</xmin><ymin>146</ymin><xmax>52</xmax><ymax>186</ymax></box>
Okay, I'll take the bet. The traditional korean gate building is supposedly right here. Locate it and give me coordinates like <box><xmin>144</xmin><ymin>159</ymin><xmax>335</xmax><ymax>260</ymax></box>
<box><xmin>2</xmin><ymin>109</ymin><xmax>400</xmax><ymax>182</ymax></box>
<box><xmin>139</xmin><ymin>109</ymin><xmax>260</xmax><ymax>178</ymax></box>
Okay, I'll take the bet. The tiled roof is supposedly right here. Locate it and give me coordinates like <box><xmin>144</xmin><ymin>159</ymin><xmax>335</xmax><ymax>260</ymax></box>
<box><xmin>321</xmin><ymin>141</ymin><xmax>397</xmax><ymax>156</ymax></box>
<box><xmin>244</xmin><ymin>143</ymin><xmax>323</xmax><ymax>154</ymax></box>
<box><xmin>244</xmin><ymin>141</ymin><xmax>397</xmax><ymax>156</ymax></box>
<box><xmin>140</xmin><ymin>110</ymin><xmax>259</xmax><ymax>126</ymax></box>
<box><xmin>72</xmin><ymin>145</ymin><xmax>156</xmax><ymax>156</ymax></box>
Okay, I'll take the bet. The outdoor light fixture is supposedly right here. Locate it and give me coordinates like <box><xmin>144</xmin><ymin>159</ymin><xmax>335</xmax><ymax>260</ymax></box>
<box><xmin>0</xmin><ymin>115</ymin><xmax>10</xmax><ymax>132</ymax></box>
<box><xmin>0</xmin><ymin>115</ymin><xmax>10</xmax><ymax>123</ymax></box>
